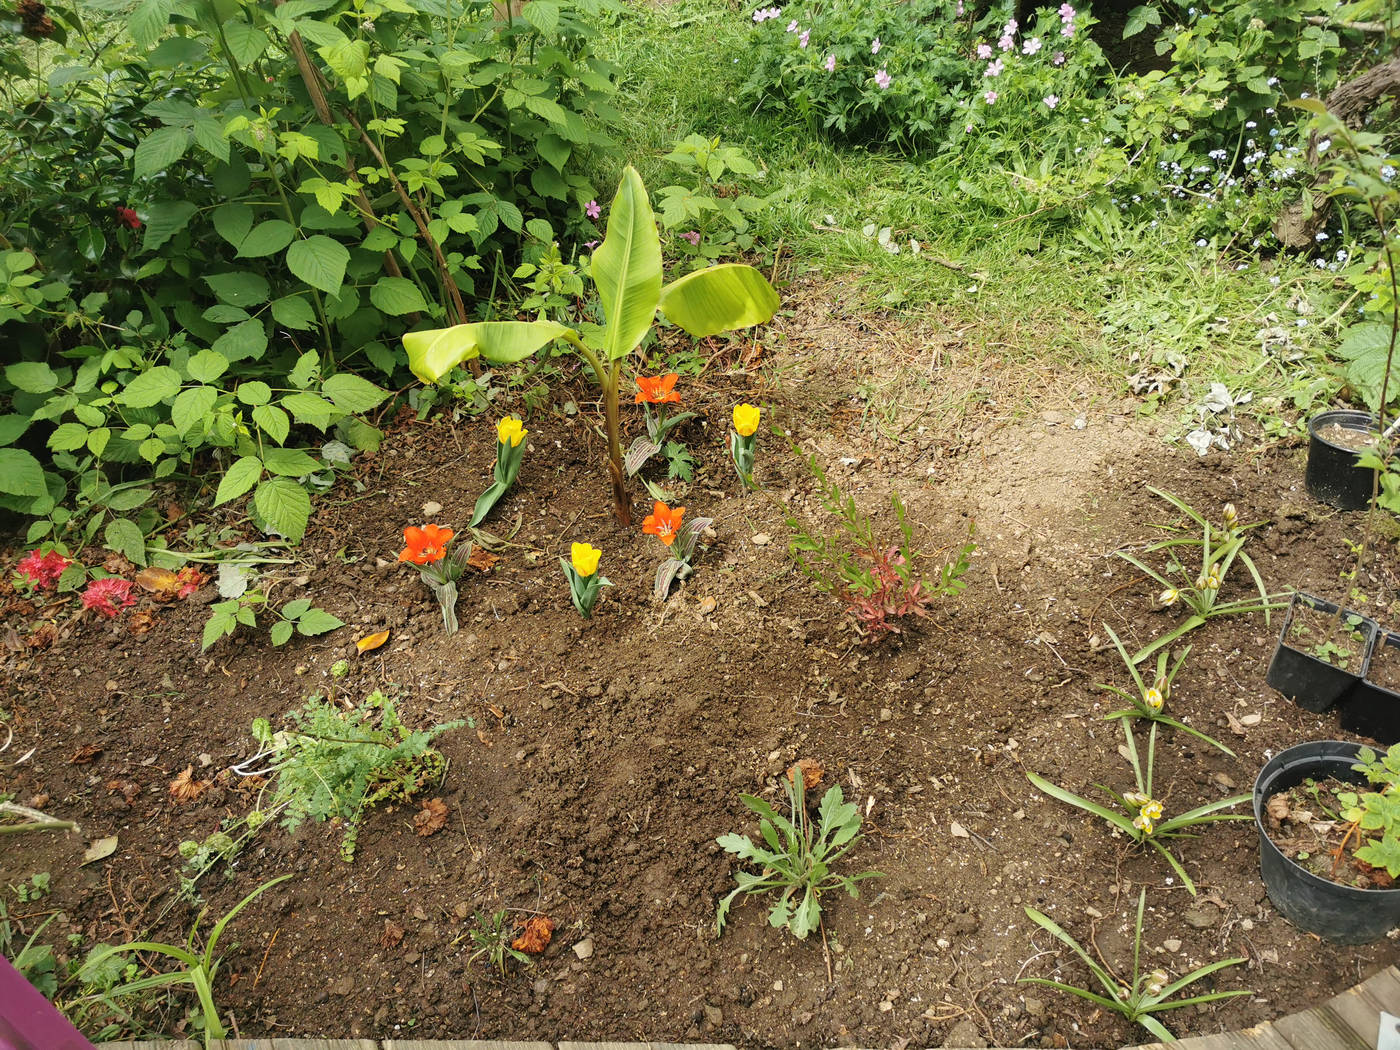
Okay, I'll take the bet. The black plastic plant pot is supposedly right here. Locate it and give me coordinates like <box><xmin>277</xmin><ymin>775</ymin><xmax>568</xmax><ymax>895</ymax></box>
<box><xmin>1339</xmin><ymin>631</ymin><xmax>1400</xmax><ymax>746</ymax></box>
<box><xmin>1254</xmin><ymin>740</ymin><xmax>1400</xmax><ymax>944</ymax></box>
<box><xmin>1305</xmin><ymin>409</ymin><xmax>1378</xmax><ymax>511</ymax></box>
<box><xmin>1265</xmin><ymin>593</ymin><xmax>1376</xmax><ymax>714</ymax></box>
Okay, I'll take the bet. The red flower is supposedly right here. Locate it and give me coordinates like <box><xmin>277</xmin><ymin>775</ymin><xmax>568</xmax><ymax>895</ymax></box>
<box><xmin>15</xmin><ymin>549</ymin><xmax>71</xmax><ymax>589</ymax></box>
<box><xmin>641</xmin><ymin>501</ymin><xmax>685</xmax><ymax>546</ymax></box>
<box><xmin>115</xmin><ymin>206</ymin><xmax>142</xmax><ymax>230</ymax></box>
<box><xmin>398</xmin><ymin>523</ymin><xmax>454</xmax><ymax>564</ymax></box>
<box><xmin>635</xmin><ymin>374</ymin><xmax>681</xmax><ymax>405</ymax></box>
<box><xmin>81</xmin><ymin>577</ymin><xmax>136</xmax><ymax>618</ymax></box>
<box><xmin>175</xmin><ymin>566</ymin><xmax>206</xmax><ymax>599</ymax></box>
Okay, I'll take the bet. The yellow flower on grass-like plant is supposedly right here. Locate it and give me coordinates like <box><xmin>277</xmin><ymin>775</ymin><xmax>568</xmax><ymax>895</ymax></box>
<box><xmin>497</xmin><ymin>416</ymin><xmax>527</xmax><ymax>447</ymax></box>
<box><xmin>1133</xmin><ymin>798</ymin><xmax>1164</xmax><ymax>836</ymax></box>
<box><xmin>732</xmin><ymin>403</ymin><xmax>761</xmax><ymax>437</ymax></box>
<box><xmin>1159</xmin><ymin>588</ymin><xmax>1178</xmax><ymax>606</ymax></box>
<box><xmin>1145</xmin><ymin>687</ymin><xmax>1164</xmax><ymax>712</ymax></box>
<box><xmin>570</xmin><ymin>542</ymin><xmax>602</xmax><ymax>577</ymax></box>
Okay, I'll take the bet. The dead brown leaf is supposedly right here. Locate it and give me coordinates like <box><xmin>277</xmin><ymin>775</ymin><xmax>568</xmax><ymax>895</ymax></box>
<box><xmin>476</xmin><ymin>728</ymin><xmax>492</xmax><ymax>747</ymax></box>
<box><xmin>103</xmin><ymin>553</ymin><xmax>134</xmax><ymax>575</ymax></box>
<box><xmin>487</xmin><ymin>703</ymin><xmax>505</xmax><ymax>721</ymax></box>
<box><xmin>466</xmin><ymin>548</ymin><xmax>499</xmax><ymax>572</ymax></box>
<box><xmin>127</xmin><ymin>608</ymin><xmax>158</xmax><ymax>635</ymax></box>
<box><xmin>1225</xmin><ymin>712</ymin><xmax>1247</xmax><ymax>736</ymax></box>
<box><xmin>414</xmin><ymin>798</ymin><xmax>448</xmax><ymax>836</ymax></box>
<box><xmin>511</xmin><ymin>916</ymin><xmax>555</xmax><ymax>955</ymax></box>
<box><xmin>786</xmin><ymin>758</ymin><xmax>825</xmax><ymax>791</ymax></box>
<box><xmin>27</xmin><ymin>622</ymin><xmax>57</xmax><ymax>650</ymax></box>
<box><xmin>70</xmin><ymin>743</ymin><xmax>103</xmax><ymax>765</ymax></box>
<box><xmin>356</xmin><ymin>630</ymin><xmax>390</xmax><ymax>653</ymax></box>
<box><xmin>380</xmin><ymin>920</ymin><xmax>404</xmax><ymax>948</ymax></box>
<box><xmin>135</xmin><ymin>566</ymin><xmax>182</xmax><ymax>599</ymax></box>
<box><xmin>1266</xmin><ymin>795</ymin><xmax>1290</xmax><ymax>823</ymax></box>
<box><xmin>169</xmin><ymin>766</ymin><xmax>211</xmax><ymax>803</ymax></box>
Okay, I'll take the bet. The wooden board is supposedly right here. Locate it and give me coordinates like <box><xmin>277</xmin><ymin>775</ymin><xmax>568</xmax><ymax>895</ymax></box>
<box><xmin>383</xmin><ymin>1043</ymin><xmax>553</xmax><ymax>1050</ymax></box>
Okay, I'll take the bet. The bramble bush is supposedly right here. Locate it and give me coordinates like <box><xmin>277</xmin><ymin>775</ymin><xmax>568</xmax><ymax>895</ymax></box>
<box><xmin>0</xmin><ymin>0</ymin><xmax>619</xmax><ymax>556</ymax></box>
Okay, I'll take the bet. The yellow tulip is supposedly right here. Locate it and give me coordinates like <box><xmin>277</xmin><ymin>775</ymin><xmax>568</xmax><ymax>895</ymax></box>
<box><xmin>570</xmin><ymin>542</ymin><xmax>601</xmax><ymax>577</ymax></box>
<box><xmin>732</xmin><ymin>403</ymin><xmax>761</xmax><ymax>438</ymax></box>
<box><xmin>497</xmin><ymin>417</ymin><xmax>527</xmax><ymax>447</ymax></box>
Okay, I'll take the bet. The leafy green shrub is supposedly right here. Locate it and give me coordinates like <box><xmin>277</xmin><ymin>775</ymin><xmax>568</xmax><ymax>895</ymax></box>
<box><xmin>0</xmin><ymin>0</ymin><xmax>620</xmax><ymax>550</ymax></box>
<box><xmin>654</xmin><ymin>134</ymin><xmax>774</xmax><ymax>268</ymax></box>
<box><xmin>253</xmin><ymin>691</ymin><xmax>462</xmax><ymax>860</ymax></box>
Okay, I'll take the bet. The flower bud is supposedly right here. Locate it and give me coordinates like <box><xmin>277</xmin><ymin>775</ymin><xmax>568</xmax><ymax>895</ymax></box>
<box><xmin>1159</xmin><ymin>588</ymin><xmax>1178</xmax><ymax>606</ymax></box>
<box><xmin>1145</xmin><ymin>687</ymin><xmax>1164</xmax><ymax>712</ymax></box>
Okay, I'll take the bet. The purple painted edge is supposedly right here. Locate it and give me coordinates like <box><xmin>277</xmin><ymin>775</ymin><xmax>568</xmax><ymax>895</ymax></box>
<box><xmin>0</xmin><ymin>952</ymin><xmax>97</xmax><ymax>1050</ymax></box>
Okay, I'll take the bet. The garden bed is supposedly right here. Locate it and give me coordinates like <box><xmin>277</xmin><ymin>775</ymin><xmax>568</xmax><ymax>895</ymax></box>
<box><xmin>4</xmin><ymin>280</ymin><xmax>1400</xmax><ymax>1049</ymax></box>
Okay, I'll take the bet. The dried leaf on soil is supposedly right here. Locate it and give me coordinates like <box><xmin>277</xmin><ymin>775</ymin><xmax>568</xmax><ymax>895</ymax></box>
<box><xmin>476</xmin><ymin>728</ymin><xmax>492</xmax><ymax>747</ymax></box>
<box><xmin>105</xmin><ymin>779</ymin><xmax>140</xmax><ymax>804</ymax></box>
<box><xmin>511</xmin><ymin>916</ymin><xmax>555</xmax><ymax>954</ymax></box>
<box><xmin>356</xmin><ymin>630</ymin><xmax>390</xmax><ymax>653</ymax></box>
<box><xmin>467</xmin><ymin>548</ymin><xmax>499</xmax><ymax>572</ymax></box>
<box><xmin>135</xmin><ymin>566</ymin><xmax>182</xmax><ymax>598</ymax></box>
<box><xmin>27</xmin><ymin>622</ymin><xmax>57</xmax><ymax>649</ymax></box>
<box><xmin>169</xmin><ymin>766</ymin><xmax>211</xmax><ymax>803</ymax></box>
<box><xmin>1266</xmin><ymin>795</ymin><xmax>1290</xmax><ymax>822</ymax></box>
<box><xmin>69</xmin><ymin>743</ymin><xmax>103</xmax><ymax>765</ymax></box>
<box><xmin>414</xmin><ymin>798</ymin><xmax>448</xmax><ymax>836</ymax></box>
<box><xmin>81</xmin><ymin>834</ymin><xmax>118</xmax><ymax>865</ymax></box>
<box><xmin>486</xmin><ymin>703</ymin><xmax>505</xmax><ymax>721</ymax></box>
<box><xmin>127</xmin><ymin>608</ymin><xmax>158</xmax><ymax>635</ymax></box>
<box><xmin>380</xmin><ymin>920</ymin><xmax>405</xmax><ymax>948</ymax></box>
<box><xmin>786</xmin><ymin>758</ymin><xmax>824</xmax><ymax>790</ymax></box>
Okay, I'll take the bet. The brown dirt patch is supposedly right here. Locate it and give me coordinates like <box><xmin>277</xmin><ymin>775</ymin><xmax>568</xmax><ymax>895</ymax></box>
<box><xmin>4</xmin><ymin>276</ymin><xmax>1400</xmax><ymax>1048</ymax></box>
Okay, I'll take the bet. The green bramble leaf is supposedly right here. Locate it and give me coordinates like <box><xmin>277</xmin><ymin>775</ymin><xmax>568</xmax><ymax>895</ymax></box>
<box><xmin>286</xmin><ymin>235</ymin><xmax>349</xmax><ymax>296</ymax></box>
<box><xmin>215</xmin><ymin>456</ymin><xmax>263</xmax><ymax>505</ymax></box>
<box><xmin>253</xmin><ymin>477</ymin><xmax>311</xmax><ymax>542</ymax></box>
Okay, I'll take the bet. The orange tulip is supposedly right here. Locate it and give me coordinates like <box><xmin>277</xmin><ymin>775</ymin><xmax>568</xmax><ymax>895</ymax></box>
<box><xmin>398</xmin><ymin>523</ymin><xmax>454</xmax><ymax>564</ymax></box>
<box><xmin>641</xmin><ymin>501</ymin><xmax>685</xmax><ymax>546</ymax></box>
<box><xmin>634</xmin><ymin>373</ymin><xmax>681</xmax><ymax>405</ymax></box>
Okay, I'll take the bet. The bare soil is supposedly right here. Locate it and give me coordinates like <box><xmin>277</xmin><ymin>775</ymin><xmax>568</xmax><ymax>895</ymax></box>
<box><xmin>5</xmin><ymin>277</ymin><xmax>1400</xmax><ymax>1049</ymax></box>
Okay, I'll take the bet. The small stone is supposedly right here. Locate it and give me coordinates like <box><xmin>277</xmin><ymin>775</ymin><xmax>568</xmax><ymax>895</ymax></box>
<box><xmin>1164</xmin><ymin>938</ymin><xmax>1182</xmax><ymax>952</ymax></box>
<box><xmin>533</xmin><ymin>978</ymin><xmax>550</xmax><ymax>995</ymax></box>
<box><xmin>423</xmin><ymin>501</ymin><xmax>443</xmax><ymax>517</ymax></box>
<box><xmin>751</xmin><ymin>532</ymin><xmax>771</xmax><ymax>546</ymax></box>
<box><xmin>703</xmin><ymin>1004</ymin><xmax>723</xmax><ymax>1027</ymax></box>
<box><xmin>329</xmin><ymin>976</ymin><xmax>355</xmax><ymax>996</ymax></box>
<box><xmin>772</xmin><ymin>980</ymin><xmax>783</xmax><ymax>991</ymax></box>
<box><xmin>1211</xmin><ymin>772</ymin><xmax>1236</xmax><ymax>789</ymax></box>
<box><xmin>697</xmin><ymin>596</ymin><xmax>717</xmax><ymax>615</ymax></box>
<box><xmin>942</xmin><ymin>1018</ymin><xmax>987</xmax><ymax>1047</ymax></box>
<box><xmin>572</xmin><ymin>936</ymin><xmax>594</xmax><ymax>960</ymax></box>
<box><xmin>880</xmin><ymin>708</ymin><xmax>892</xmax><ymax>722</ymax></box>
<box><xmin>1183</xmin><ymin>903</ymin><xmax>1219</xmax><ymax>929</ymax></box>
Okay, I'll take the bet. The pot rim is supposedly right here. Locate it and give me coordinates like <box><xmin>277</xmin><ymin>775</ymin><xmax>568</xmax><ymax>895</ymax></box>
<box><xmin>1253</xmin><ymin>739</ymin><xmax>1399</xmax><ymax>897</ymax></box>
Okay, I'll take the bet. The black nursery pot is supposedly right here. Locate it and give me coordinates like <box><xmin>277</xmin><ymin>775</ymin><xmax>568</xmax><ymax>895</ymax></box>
<box><xmin>1254</xmin><ymin>740</ymin><xmax>1400</xmax><ymax>944</ymax></box>
<box><xmin>1340</xmin><ymin>631</ymin><xmax>1400</xmax><ymax>746</ymax></box>
<box><xmin>1265</xmin><ymin>593</ymin><xmax>1376</xmax><ymax>714</ymax></box>
<box><xmin>1305</xmin><ymin>409</ymin><xmax>1378</xmax><ymax>511</ymax></box>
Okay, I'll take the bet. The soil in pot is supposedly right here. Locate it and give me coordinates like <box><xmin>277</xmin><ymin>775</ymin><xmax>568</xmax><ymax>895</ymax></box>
<box><xmin>1368</xmin><ymin>633</ymin><xmax>1400</xmax><ymax>694</ymax></box>
<box><xmin>1262</xmin><ymin>776</ymin><xmax>1394</xmax><ymax>891</ymax></box>
<box><xmin>1313</xmin><ymin>423</ymin><xmax>1379</xmax><ymax>453</ymax></box>
<box><xmin>1284</xmin><ymin>601</ymin><xmax>1370</xmax><ymax>671</ymax></box>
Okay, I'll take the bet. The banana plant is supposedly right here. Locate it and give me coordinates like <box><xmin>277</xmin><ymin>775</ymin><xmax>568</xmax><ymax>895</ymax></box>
<box><xmin>403</xmin><ymin>165</ymin><xmax>780</xmax><ymax>524</ymax></box>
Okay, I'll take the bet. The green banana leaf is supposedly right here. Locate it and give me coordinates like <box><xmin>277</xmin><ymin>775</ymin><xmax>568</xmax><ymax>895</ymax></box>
<box><xmin>405</xmin><ymin>320</ymin><xmax>572</xmax><ymax>383</ymax></box>
<box><xmin>659</xmin><ymin>262</ymin><xmax>780</xmax><ymax>338</ymax></box>
<box><xmin>592</xmin><ymin>166</ymin><xmax>663</xmax><ymax>361</ymax></box>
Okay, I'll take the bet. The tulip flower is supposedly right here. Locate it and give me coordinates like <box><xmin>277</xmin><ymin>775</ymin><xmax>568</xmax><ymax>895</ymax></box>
<box><xmin>398</xmin><ymin>523</ymin><xmax>471</xmax><ymax>634</ymax></box>
<box><xmin>472</xmin><ymin>417</ymin><xmax>529</xmax><ymax>526</ymax></box>
<box><xmin>729</xmin><ymin>403</ymin><xmax>762</xmax><ymax>488</ymax></box>
<box><xmin>561</xmin><ymin>542</ymin><xmax>611</xmax><ymax>618</ymax></box>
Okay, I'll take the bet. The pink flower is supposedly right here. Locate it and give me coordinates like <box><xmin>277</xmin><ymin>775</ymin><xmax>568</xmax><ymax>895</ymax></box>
<box><xmin>15</xmin><ymin>549</ymin><xmax>71</xmax><ymax>589</ymax></box>
<box><xmin>998</xmin><ymin>34</ymin><xmax>1013</xmax><ymax>50</ymax></box>
<box><xmin>681</xmin><ymin>230</ymin><xmax>701</xmax><ymax>245</ymax></box>
<box><xmin>870</xmin><ymin>37</ymin><xmax>881</xmax><ymax>54</ymax></box>
<box><xmin>1051</xmin><ymin>49</ymin><xmax>1066</xmax><ymax>65</ymax></box>
<box><xmin>956</xmin><ymin>0</ymin><xmax>964</xmax><ymax>13</ymax></box>
<box><xmin>1043</xmin><ymin>94</ymin><xmax>1059</xmax><ymax>108</ymax></box>
<box><xmin>585</xmin><ymin>199</ymin><xmax>601</xmax><ymax>220</ymax></box>
<box><xmin>1022</xmin><ymin>36</ymin><xmax>1042</xmax><ymax>54</ymax></box>
<box><xmin>965</xmin><ymin>122</ymin><xmax>974</xmax><ymax>132</ymax></box>
<box><xmin>1061</xmin><ymin>20</ymin><xmax>1075</xmax><ymax>37</ymax></box>
<box><xmin>824</xmin><ymin>53</ymin><xmax>836</xmax><ymax>71</ymax></box>
<box><xmin>786</xmin><ymin>18</ymin><xmax>797</xmax><ymax>30</ymax></box>
<box><xmin>984</xmin><ymin>90</ymin><xmax>998</xmax><ymax>104</ymax></box>
<box><xmin>984</xmin><ymin>58</ymin><xmax>1003</xmax><ymax>77</ymax></box>
<box><xmin>81</xmin><ymin>577</ymin><xmax>135</xmax><ymax>619</ymax></box>
<box><xmin>1058</xmin><ymin>3</ymin><xmax>1075</xmax><ymax>19</ymax></box>
<box><xmin>1003</xmin><ymin>18</ymin><xmax>1018</xmax><ymax>33</ymax></box>
<box><xmin>799</xmin><ymin>29</ymin><xmax>809</xmax><ymax>47</ymax></box>
<box><xmin>874</xmin><ymin>68</ymin><xmax>891</xmax><ymax>90</ymax></box>
<box><xmin>584</xmin><ymin>239</ymin><xmax>599</xmax><ymax>250</ymax></box>
<box><xmin>976</xmin><ymin>42</ymin><xmax>992</xmax><ymax>59</ymax></box>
